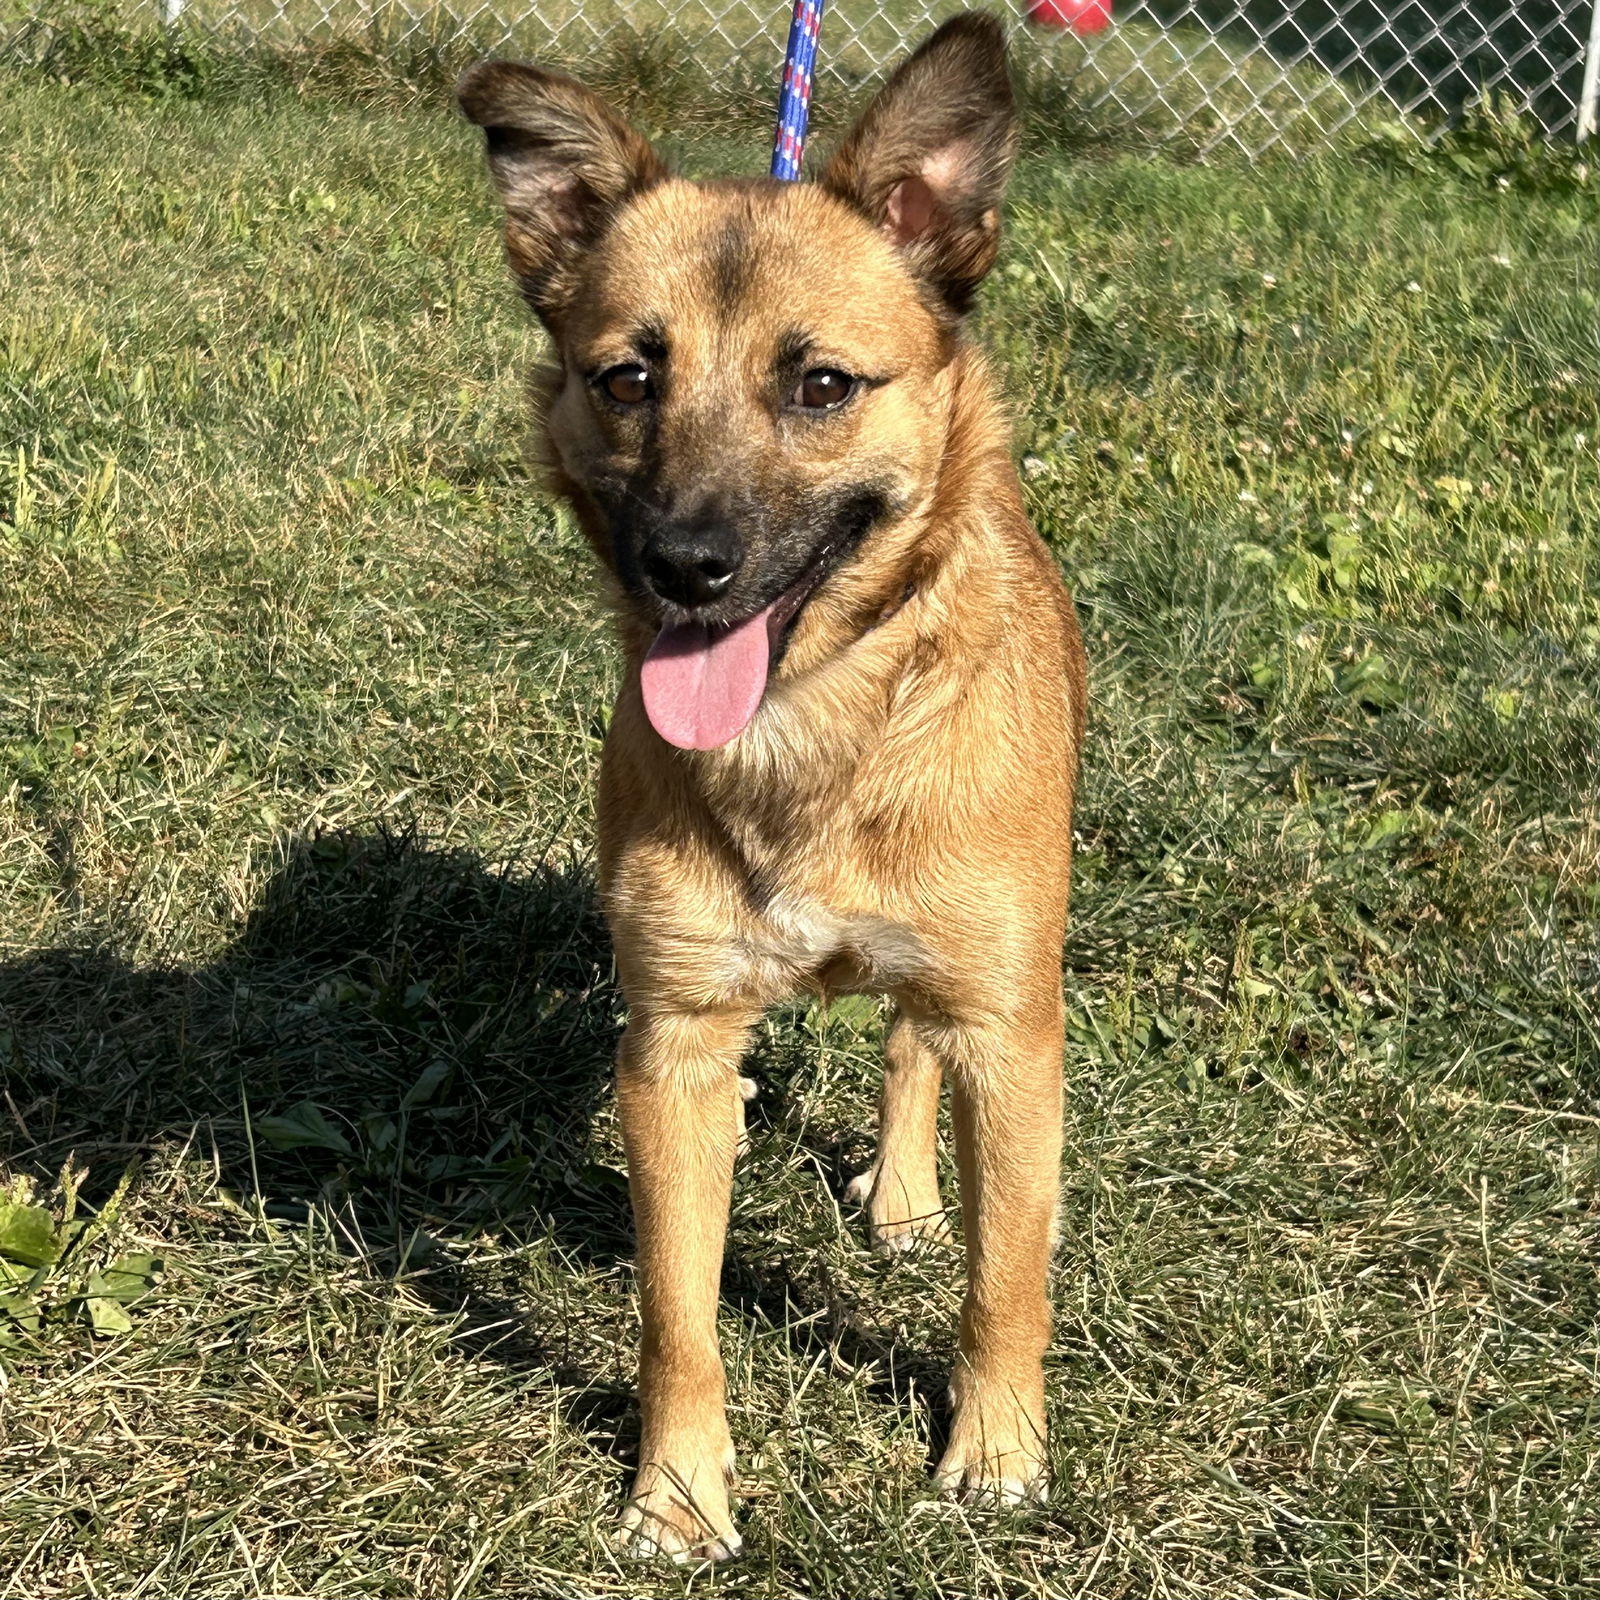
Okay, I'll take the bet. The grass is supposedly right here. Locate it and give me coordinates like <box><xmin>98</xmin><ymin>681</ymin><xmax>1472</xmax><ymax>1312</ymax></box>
<box><xmin>0</xmin><ymin>42</ymin><xmax>1597</xmax><ymax>1599</ymax></box>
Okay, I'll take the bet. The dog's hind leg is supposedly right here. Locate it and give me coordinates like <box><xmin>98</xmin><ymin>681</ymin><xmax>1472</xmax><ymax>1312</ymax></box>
<box><xmin>614</xmin><ymin>1008</ymin><xmax>753</xmax><ymax>1563</ymax></box>
<box><xmin>845</xmin><ymin>1011</ymin><xmax>949</xmax><ymax>1252</ymax></box>
<box><xmin>934</xmin><ymin>1006</ymin><xmax>1063</xmax><ymax>1506</ymax></box>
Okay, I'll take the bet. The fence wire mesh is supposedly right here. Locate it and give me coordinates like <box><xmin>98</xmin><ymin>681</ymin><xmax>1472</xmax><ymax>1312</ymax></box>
<box><xmin>8</xmin><ymin>0</ymin><xmax>1598</xmax><ymax>157</ymax></box>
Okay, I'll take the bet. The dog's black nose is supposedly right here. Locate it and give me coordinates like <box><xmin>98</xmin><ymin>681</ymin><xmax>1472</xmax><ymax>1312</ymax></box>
<box><xmin>641</xmin><ymin>525</ymin><xmax>744</xmax><ymax>608</ymax></box>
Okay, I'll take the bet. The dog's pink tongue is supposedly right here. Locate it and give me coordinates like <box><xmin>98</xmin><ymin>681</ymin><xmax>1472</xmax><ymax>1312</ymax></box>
<box><xmin>640</xmin><ymin>606</ymin><xmax>773</xmax><ymax>750</ymax></box>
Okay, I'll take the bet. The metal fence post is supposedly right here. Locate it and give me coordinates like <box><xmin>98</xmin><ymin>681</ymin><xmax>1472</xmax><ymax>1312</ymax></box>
<box><xmin>1580</xmin><ymin>0</ymin><xmax>1600</xmax><ymax>142</ymax></box>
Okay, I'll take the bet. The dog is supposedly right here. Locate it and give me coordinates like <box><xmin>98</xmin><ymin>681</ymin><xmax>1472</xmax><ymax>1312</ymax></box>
<box><xmin>459</xmin><ymin>11</ymin><xmax>1086</xmax><ymax>1561</ymax></box>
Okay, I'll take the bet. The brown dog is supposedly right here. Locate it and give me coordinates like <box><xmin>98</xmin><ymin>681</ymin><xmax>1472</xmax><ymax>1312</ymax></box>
<box><xmin>459</xmin><ymin>11</ymin><xmax>1086</xmax><ymax>1561</ymax></box>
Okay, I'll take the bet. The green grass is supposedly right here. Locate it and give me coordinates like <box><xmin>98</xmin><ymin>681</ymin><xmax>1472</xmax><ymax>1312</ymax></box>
<box><xmin>1</xmin><ymin>55</ymin><xmax>1597</xmax><ymax>1599</ymax></box>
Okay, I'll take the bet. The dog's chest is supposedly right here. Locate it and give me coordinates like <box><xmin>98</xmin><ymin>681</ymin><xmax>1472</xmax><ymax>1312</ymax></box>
<box><xmin>730</xmin><ymin>893</ymin><xmax>935</xmax><ymax>1000</ymax></box>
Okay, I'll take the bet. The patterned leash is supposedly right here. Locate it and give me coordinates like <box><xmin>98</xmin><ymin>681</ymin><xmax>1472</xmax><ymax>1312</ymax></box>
<box><xmin>771</xmin><ymin>0</ymin><xmax>825</xmax><ymax>179</ymax></box>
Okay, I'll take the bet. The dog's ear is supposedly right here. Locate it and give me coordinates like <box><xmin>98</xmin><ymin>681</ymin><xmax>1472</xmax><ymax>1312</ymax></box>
<box><xmin>820</xmin><ymin>13</ymin><xmax>1016</xmax><ymax>314</ymax></box>
<box><xmin>458</xmin><ymin>60</ymin><xmax>668</xmax><ymax>324</ymax></box>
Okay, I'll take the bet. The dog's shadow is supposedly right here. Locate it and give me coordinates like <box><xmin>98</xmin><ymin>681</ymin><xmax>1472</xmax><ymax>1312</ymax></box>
<box><xmin>0</xmin><ymin>829</ymin><xmax>639</xmax><ymax>1423</ymax></box>
<box><xmin>0</xmin><ymin>826</ymin><xmax>944</xmax><ymax>1451</ymax></box>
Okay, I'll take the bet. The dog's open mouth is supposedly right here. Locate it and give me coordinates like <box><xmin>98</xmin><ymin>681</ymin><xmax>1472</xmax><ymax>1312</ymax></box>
<box><xmin>639</xmin><ymin>561</ymin><xmax>828</xmax><ymax>752</ymax></box>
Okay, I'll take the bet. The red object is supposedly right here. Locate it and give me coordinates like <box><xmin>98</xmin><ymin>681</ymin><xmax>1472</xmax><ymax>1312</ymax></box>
<box><xmin>1027</xmin><ymin>0</ymin><xmax>1112</xmax><ymax>33</ymax></box>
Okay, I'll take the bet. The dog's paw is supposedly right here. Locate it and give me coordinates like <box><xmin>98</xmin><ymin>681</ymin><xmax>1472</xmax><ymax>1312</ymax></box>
<box><xmin>932</xmin><ymin>1458</ymin><xmax>1049</xmax><ymax>1508</ymax></box>
<box><xmin>617</xmin><ymin>1443</ymin><xmax>741</xmax><ymax>1565</ymax></box>
<box><xmin>616</xmin><ymin>1509</ymin><xmax>743</xmax><ymax>1565</ymax></box>
<box><xmin>934</xmin><ymin>1399</ymin><xmax>1048</xmax><ymax>1508</ymax></box>
<box><xmin>845</xmin><ymin>1160</ymin><xmax>949</xmax><ymax>1254</ymax></box>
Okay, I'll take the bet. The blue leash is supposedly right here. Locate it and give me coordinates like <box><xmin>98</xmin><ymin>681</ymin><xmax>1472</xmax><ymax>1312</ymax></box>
<box><xmin>771</xmin><ymin>0</ymin><xmax>825</xmax><ymax>179</ymax></box>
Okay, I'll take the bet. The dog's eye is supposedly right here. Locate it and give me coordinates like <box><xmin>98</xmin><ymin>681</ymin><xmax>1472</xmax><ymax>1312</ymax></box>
<box><xmin>600</xmin><ymin>364</ymin><xmax>651</xmax><ymax>405</ymax></box>
<box><xmin>794</xmin><ymin>369</ymin><xmax>854</xmax><ymax>411</ymax></box>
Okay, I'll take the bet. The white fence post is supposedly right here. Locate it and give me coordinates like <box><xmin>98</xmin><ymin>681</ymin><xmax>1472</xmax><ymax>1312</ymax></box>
<box><xmin>1580</xmin><ymin>0</ymin><xmax>1600</xmax><ymax>142</ymax></box>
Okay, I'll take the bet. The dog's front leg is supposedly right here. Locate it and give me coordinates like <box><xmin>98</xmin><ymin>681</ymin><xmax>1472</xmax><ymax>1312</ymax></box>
<box><xmin>934</xmin><ymin>1007</ymin><xmax>1063</xmax><ymax>1505</ymax></box>
<box><xmin>846</xmin><ymin>1011</ymin><xmax>950</xmax><ymax>1252</ymax></box>
<box><xmin>614</xmin><ymin>1007</ymin><xmax>752</xmax><ymax>1563</ymax></box>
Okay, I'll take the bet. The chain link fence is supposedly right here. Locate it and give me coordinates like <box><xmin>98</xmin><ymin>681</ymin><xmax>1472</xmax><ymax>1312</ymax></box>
<box><xmin>10</xmin><ymin>0</ymin><xmax>1600</xmax><ymax>156</ymax></box>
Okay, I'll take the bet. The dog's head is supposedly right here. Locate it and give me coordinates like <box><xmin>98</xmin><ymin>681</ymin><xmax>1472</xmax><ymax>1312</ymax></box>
<box><xmin>460</xmin><ymin>13</ymin><xmax>1017</xmax><ymax>749</ymax></box>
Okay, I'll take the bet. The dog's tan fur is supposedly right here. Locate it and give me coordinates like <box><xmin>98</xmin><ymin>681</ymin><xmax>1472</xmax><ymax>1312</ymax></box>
<box><xmin>461</xmin><ymin>13</ymin><xmax>1086</xmax><ymax>1560</ymax></box>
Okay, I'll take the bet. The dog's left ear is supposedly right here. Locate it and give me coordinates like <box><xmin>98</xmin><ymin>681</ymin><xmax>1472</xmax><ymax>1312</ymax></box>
<box><xmin>458</xmin><ymin>60</ymin><xmax>668</xmax><ymax>325</ymax></box>
<box><xmin>820</xmin><ymin>12</ymin><xmax>1017</xmax><ymax>315</ymax></box>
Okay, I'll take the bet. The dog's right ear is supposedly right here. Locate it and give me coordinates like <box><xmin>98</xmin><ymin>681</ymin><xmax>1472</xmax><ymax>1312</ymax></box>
<box><xmin>457</xmin><ymin>61</ymin><xmax>668</xmax><ymax>324</ymax></box>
